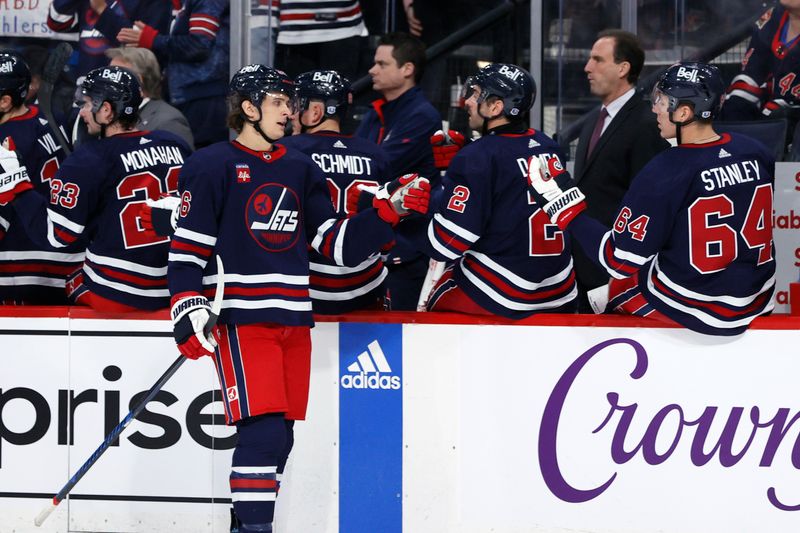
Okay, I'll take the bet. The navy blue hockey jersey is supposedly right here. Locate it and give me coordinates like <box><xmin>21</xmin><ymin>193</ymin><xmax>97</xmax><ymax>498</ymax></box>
<box><xmin>425</xmin><ymin>129</ymin><xmax>577</xmax><ymax>319</ymax></box>
<box><xmin>279</xmin><ymin>131</ymin><xmax>391</xmax><ymax>314</ymax></box>
<box><xmin>599</xmin><ymin>133</ymin><xmax>775</xmax><ymax>335</ymax></box>
<box><xmin>722</xmin><ymin>5</ymin><xmax>800</xmax><ymax>120</ymax></box>
<box><xmin>167</xmin><ymin>141</ymin><xmax>395</xmax><ymax>327</ymax></box>
<box><xmin>0</xmin><ymin>106</ymin><xmax>76</xmax><ymax>304</ymax></box>
<box><xmin>13</xmin><ymin>130</ymin><xmax>191</xmax><ymax>310</ymax></box>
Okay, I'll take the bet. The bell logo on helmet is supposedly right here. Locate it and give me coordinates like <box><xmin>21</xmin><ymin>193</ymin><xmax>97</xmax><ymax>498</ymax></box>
<box><xmin>498</xmin><ymin>64</ymin><xmax>522</xmax><ymax>81</ymax></box>
<box><xmin>100</xmin><ymin>68</ymin><xmax>123</xmax><ymax>83</ymax></box>
<box><xmin>313</xmin><ymin>71</ymin><xmax>334</xmax><ymax>83</ymax></box>
<box><xmin>0</xmin><ymin>61</ymin><xmax>13</xmax><ymax>74</ymax></box>
<box><xmin>676</xmin><ymin>66</ymin><xmax>699</xmax><ymax>83</ymax></box>
<box><xmin>239</xmin><ymin>64</ymin><xmax>260</xmax><ymax>73</ymax></box>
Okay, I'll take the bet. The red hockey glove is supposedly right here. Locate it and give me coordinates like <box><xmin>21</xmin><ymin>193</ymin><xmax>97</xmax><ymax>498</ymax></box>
<box><xmin>430</xmin><ymin>129</ymin><xmax>466</xmax><ymax>170</ymax></box>
<box><xmin>526</xmin><ymin>154</ymin><xmax>585</xmax><ymax>230</ymax></box>
<box><xmin>171</xmin><ymin>292</ymin><xmax>219</xmax><ymax>360</ymax></box>
<box><xmin>141</xmin><ymin>195</ymin><xmax>180</xmax><ymax>236</ymax></box>
<box><xmin>0</xmin><ymin>138</ymin><xmax>32</xmax><ymax>206</ymax></box>
<box><xmin>371</xmin><ymin>173</ymin><xmax>431</xmax><ymax>226</ymax></box>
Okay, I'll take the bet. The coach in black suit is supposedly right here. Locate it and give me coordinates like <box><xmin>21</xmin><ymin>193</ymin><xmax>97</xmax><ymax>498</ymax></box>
<box><xmin>573</xmin><ymin>29</ymin><xmax>669</xmax><ymax>312</ymax></box>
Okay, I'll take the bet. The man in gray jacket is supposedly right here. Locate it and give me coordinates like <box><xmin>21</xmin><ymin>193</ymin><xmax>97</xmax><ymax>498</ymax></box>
<box><xmin>105</xmin><ymin>47</ymin><xmax>195</xmax><ymax>150</ymax></box>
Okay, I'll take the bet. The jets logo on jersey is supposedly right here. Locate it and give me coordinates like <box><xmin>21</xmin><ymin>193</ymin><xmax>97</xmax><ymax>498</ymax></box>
<box><xmin>246</xmin><ymin>183</ymin><xmax>301</xmax><ymax>252</ymax></box>
<box><xmin>236</xmin><ymin>163</ymin><xmax>251</xmax><ymax>183</ymax></box>
<box><xmin>341</xmin><ymin>340</ymin><xmax>401</xmax><ymax>390</ymax></box>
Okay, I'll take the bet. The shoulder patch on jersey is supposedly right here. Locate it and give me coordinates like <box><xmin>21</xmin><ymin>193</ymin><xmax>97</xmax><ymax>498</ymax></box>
<box><xmin>333</xmin><ymin>140</ymin><xmax>347</xmax><ymax>149</ymax></box>
<box><xmin>236</xmin><ymin>163</ymin><xmax>251</xmax><ymax>183</ymax></box>
<box><xmin>719</xmin><ymin>148</ymin><xmax>731</xmax><ymax>158</ymax></box>
<box><xmin>756</xmin><ymin>7</ymin><xmax>773</xmax><ymax>29</ymax></box>
<box><xmin>528</xmin><ymin>139</ymin><xmax>540</xmax><ymax>148</ymax></box>
<box><xmin>139</xmin><ymin>137</ymin><xmax>151</xmax><ymax>145</ymax></box>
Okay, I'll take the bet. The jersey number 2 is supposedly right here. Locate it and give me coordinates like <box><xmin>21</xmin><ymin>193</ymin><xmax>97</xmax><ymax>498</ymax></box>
<box><xmin>117</xmin><ymin>166</ymin><xmax>181</xmax><ymax>249</ymax></box>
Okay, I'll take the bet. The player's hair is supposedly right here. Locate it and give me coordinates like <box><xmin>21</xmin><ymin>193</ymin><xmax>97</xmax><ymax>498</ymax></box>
<box><xmin>378</xmin><ymin>32</ymin><xmax>427</xmax><ymax>83</ymax></box>
<box><xmin>597</xmin><ymin>29</ymin><xmax>644</xmax><ymax>85</ymax></box>
<box><xmin>227</xmin><ymin>93</ymin><xmax>247</xmax><ymax>133</ymax></box>
<box><xmin>105</xmin><ymin>47</ymin><xmax>162</xmax><ymax>99</ymax></box>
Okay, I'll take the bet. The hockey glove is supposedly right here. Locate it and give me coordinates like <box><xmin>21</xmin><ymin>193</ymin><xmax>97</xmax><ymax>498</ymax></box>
<box><xmin>430</xmin><ymin>129</ymin><xmax>466</xmax><ymax>170</ymax></box>
<box><xmin>366</xmin><ymin>173</ymin><xmax>431</xmax><ymax>226</ymax></box>
<box><xmin>142</xmin><ymin>195</ymin><xmax>180</xmax><ymax>237</ymax></box>
<box><xmin>171</xmin><ymin>292</ymin><xmax>219</xmax><ymax>360</ymax></box>
<box><xmin>0</xmin><ymin>138</ymin><xmax>32</xmax><ymax>206</ymax></box>
<box><xmin>526</xmin><ymin>154</ymin><xmax>586</xmax><ymax>230</ymax></box>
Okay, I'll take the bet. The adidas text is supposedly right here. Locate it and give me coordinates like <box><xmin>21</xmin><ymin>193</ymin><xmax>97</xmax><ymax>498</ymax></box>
<box><xmin>341</xmin><ymin>372</ymin><xmax>401</xmax><ymax>390</ymax></box>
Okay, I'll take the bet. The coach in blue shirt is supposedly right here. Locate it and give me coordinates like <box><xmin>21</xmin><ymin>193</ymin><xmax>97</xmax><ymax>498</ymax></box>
<box><xmin>356</xmin><ymin>31</ymin><xmax>442</xmax><ymax>310</ymax></box>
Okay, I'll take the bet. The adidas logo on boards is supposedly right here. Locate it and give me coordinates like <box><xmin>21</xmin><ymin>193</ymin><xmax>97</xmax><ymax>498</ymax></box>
<box><xmin>341</xmin><ymin>340</ymin><xmax>401</xmax><ymax>390</ymax></box>
<box><xmin>333</xmin><ymin>140</ymin><xmax>347</xmax><ymax>149</ymax></box>
<box><xmin>528</xmin><ymin>139</ymin><xmax>540</xmax><ymax>148</ymax></box>
<box><xmin>718</xmin><ymin>148</ymin><xmax>730</xmax><ymax>158</ymax></box>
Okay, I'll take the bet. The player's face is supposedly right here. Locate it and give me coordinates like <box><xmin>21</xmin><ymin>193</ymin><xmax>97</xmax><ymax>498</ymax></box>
<box><xmin>585</xmin><ymin>37</ymin><xmax>626</xmax><ymax>103</ymax></box>
<box><xmin>464</xmin><ymin>86</ymin><xmax>484</xmax><ymax>130</ymax></box>
<box><xmin>651</xmin><ymin>89</ymin><xmax>677</xmax><ymax>139</ymax></box>
<box><xmin>369</xmin><ymin>45</ymin><xmax>406</xmax><ymax>94</ymax></box>
<box><xmin>79</xmin><ymin>96</ymin><xmax>105</xmax><ymax>135</ymax></box>
<box><xmin>258</xmin><ymin>92</ymin><xmax>294</xmax><ymax>140</ymax></box>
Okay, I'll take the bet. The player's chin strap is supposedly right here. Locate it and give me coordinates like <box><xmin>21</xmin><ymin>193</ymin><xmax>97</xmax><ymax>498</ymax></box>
<box><xmin>669</xmin><ymin>111</ymin><xmax>696</xmax><ymax>146</ymax></box>
<box><xmin>247</xmin><ymin>108</ymin><xmax>281</xmax><ymax>144</ymax></box>
<box><xmin>477</xmin><ymin>107</ymin><xmax>504</xmax><ymax>136</ymax></box>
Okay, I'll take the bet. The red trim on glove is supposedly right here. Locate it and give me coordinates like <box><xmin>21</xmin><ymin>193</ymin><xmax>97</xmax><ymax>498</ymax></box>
<box><xmin>555</xmin><ymin>202</ymin><xmax>586</xmax><ymax>231</ymax></box>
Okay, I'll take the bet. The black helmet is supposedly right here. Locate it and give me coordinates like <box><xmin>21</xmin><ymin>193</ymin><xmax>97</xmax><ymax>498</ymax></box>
<box><xmin>81</xmin><ymin>66</ymin><xmax>142</xmax><ymax>121</ymax></box>
<box><xmin>230</xmin><ymin>64</ymin><xmax>296</xmax><ymax>110</ymax></box>
<box><xmin>654</xmin><ymin>61</ymin><xmax>725</xmax><ymax>120</ymax></box>
<box><xmin>0</xmin><ymin>52</ymin><xmax>31</xmax><ymax>107</ymax></box>
<box><xmin>294</xmin><ymin>70</ymin><xmax>351</xmax><ymax>120</ymax></box>
<box><xmin>462</xmin><ymin>63</ymin><xmax>536</xmax><ymax>118</ymax></box>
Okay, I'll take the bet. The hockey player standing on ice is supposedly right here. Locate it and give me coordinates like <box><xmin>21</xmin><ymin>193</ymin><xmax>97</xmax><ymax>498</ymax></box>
<box><xmin>527</xmin><ymin>61</ymin><xmax>776</xmax><ymax>336</ymax></box>
<box><xmin>422</xmin><ymin>63</ymin><xmax>578</xmax><ymax>317</ymax></box>
<box><xmin>5</xmin><ymin>65</ymin><xmax>192</xmax><ymax>311</ymax></box>
<box><xmin>0</xmin><ymin>52</ymin><xmax>75</xmax><ymax>304</ymax></box>
<box><xmin>279</xmin><ymin>69</ymin><xmax>392</xmax><ymax>314</ymax></box>
<box><xmin>167</xmin><ymin>65</ymin><xmax>429</xmax><ymax>533</ymax></box>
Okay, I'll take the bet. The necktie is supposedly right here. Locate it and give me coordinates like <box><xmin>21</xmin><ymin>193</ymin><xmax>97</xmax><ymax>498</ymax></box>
<box><xmin>587</xmin><ymin>107</ymin><xmax>608</xmax><ymax>158</ymax></box>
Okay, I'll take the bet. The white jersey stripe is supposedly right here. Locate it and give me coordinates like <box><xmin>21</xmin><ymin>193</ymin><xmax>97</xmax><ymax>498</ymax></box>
<box><xmin>84</xmin><ymin>265</ymin><xmax>169</xmax><ymax>297</ymax></box>
<box><xmin>466</xmin><ymin>250</ymin><xmax>573</xmax><ymax>290</ymax></box>
<box><xmin>433</xmin><ymin>213</ymin><xmax>480</xmax><ymax>242</ymax></box>
<box><xmin>87</xmin><ymin>249</ymin><xmax>167</xmax><ymax>277</ymax></box>
<box><xmin>311</xmin><ymin>218</ymin><xmax>337</xmax><ymax>252</ymax></box>
<box><xmin>175</xmin><ymin>226</ymin><xmax>217</xmax><ymax>246</ymax></box>
<box><xmin>309</xmin><ymin>254</ymin><xmax>380</xmax><ymax>274</ymax></box>
<box><xmin>202</xmin><ymin>272</ymin><xmax>308</xmax><ymax>286</ymax></box>
<box><xmin>0</xmin><ymin>276</ymin><xmax>65</xmax><ymax>287</ymax></box>
<box><xmin>169</xmin><ymin>252</ymin><xmax>207</xmax><ymax>268</ymax></box>
<box><xmin>309</xmin><ymin>269</ymin><xmax>386</xmax><ymax>300</ymax></box>
<box><xmin>462</xmin><ymin>266</ymin><xmax>577</xmax><ymax>311</ymax></box>
<box><xmin>0</xmin><ymin>250</ymin><xmax>84</xmax><ymax>262</ymax></box>
<box><xmin>221</xmin><ymin>299</ymin><xmax>312</xmax><ymax>311</ymax></box>
<box><xmin>428</xmin><ymin>223</ymin><xmax>460</xmax><ymax>260</ymax></box>
<box><xmin>232</xmin><ymin>466</ymin><xmax>277</xmax><ymax>474</ymax></box>
<box><xmin>333</xmin><ymin>219</ymin><xmax>348</xmax><ymax>266</ymax></box>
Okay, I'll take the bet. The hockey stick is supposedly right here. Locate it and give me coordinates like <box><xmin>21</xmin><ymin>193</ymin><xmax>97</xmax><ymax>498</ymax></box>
<box><xmin>416</xmin><ymin>259</ymin><xmax>446</xmax><ymax>311</ymax></box>
<box><xmin>34</xmin><ymin>256</ymin><xmax>226</xmax><ymax>527</ymax></box>
<box><xmin>38</xmin><ymin>42</ymin><xmax>73</xmax><ymax>156</ymax></box>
